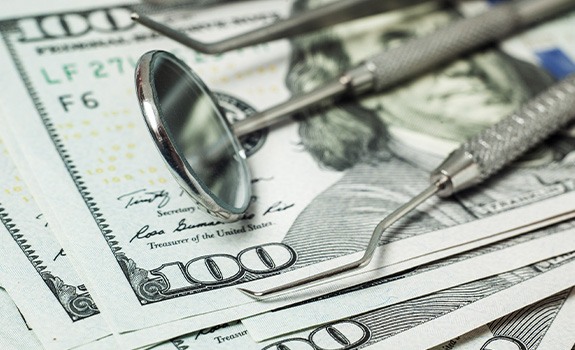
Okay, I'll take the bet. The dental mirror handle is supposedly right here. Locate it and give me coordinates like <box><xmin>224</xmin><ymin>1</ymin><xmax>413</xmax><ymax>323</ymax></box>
<box><xmin>238</xmin><ymin>74</ymin><xmax>575</xmax><ymax>299</ymax></box>
<box><xmin>232</xmin><ymin>0</ymin><xmax>575</xmax><ymax>137</ymax></box>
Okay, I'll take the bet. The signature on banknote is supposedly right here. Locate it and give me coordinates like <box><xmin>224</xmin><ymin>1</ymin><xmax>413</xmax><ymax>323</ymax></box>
<box><xmin>117</xmin><ymin>188</ymin><xmax>172</xmax><ymax>209</ymax></box>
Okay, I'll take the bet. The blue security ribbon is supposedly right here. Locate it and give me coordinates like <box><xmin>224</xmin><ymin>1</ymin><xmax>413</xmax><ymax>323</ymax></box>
<box><xmin>536</xmin><ymin>48</ymin><xmax>575</xmax><ymax>80</ymax></box>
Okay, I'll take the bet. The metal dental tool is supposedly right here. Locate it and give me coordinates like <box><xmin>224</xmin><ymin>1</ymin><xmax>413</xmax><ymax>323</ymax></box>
<box><xmin>131</xmin><ymin>0</ymin><xmax>434</xmax><ymax>54</ymax></box>
<box><xmin>231</xmin><ymin>0</ymin><xmax>575</xmax><ymax>136</ymax></box>
<box><xmin>237</xmin><ymin>73</ymin><xmax>575</xmax><ymax>298</ymax></box>
<box><xmin>136</xmin><ymin>50</ymin><xmax>252</xmax><ymax>221</ymax></box>
<box><xmin>135</xmin><ymin>0</ymin><xmax>575</xmax><ymax>222</ymax></box>
<box><xmin>135</xmin><ymin>0</ymin><xmax>575</xmax><ymax>137</ymax></box>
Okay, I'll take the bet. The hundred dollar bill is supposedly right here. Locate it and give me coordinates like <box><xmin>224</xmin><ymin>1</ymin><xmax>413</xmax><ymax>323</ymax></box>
<box><xmin>259</xmin><ymin>253</ymin><xmax>575</xmax><ymax>350</ymax></box>
<box><xmin>0</xmin><ymin>286</ymin><xmax>43</xmax><ymax>350</ymax></box>
<box><xmin>242</xmin><ymin>221</ymin><xmax>575</xmax><ymax>341</ymax></box>
<box><xmin>0</xmin><ymin>136</ymin><xmax>117</xmax><ymax>349</ymax></box>
<box><xmin>1</xmin><ymin>0</ymin><xmax>575</xmax><ymax>347</ymax></box>
<box><xmin>245</xmin><ymin>1</ymin><xmax>575</xmax><ymax>339</ymax></box>
<box><xmin>356</xmin><ymin>253</ymin><xmax>575</xmax><ymax>349</ymax></box>
<box><xmin>157</xmin><ymin>253</ymin><xmax>575</xmax><ymax>350</ymax></box>
<box><xmin>431</xmin><ymin>287</ymin><xmax>575</xmax><ymax>350</ymax></box>
<box><xmin>0</xmin><ymin>0</ymin><xmax>138</xmax><ymax>20</ymax></box>
<box><xmin>535</xmin><ymin>289</ymin><xmax>575</xmax><ymax>350</ymax></box>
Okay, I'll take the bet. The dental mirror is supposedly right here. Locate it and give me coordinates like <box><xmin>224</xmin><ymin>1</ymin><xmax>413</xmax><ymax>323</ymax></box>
<box><xmin>135</xmin><ymin>50</ymin><xmax>251</xmax><ymax>221</ymax></box>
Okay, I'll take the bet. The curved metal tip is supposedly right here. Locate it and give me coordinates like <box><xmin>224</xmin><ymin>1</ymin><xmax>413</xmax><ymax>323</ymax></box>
<box><xmin>237</xmin><ymin>288</ymin><xmax>264</xmax><ymax>298</ymax></box>
<box><xmin>130</xmin><ymin>12</ymin><xmax>140</xmax><ymax>21</ymax></box>
<box><xmin>237</xmin><ymin>183</ymin><xmax>440</xmax><ymax>299</ymax></box>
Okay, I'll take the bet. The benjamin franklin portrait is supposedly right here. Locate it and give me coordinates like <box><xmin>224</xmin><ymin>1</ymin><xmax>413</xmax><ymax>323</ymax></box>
<box><xmin>280</xmin><ymin>0</ymin><xmax>575</xmax><ymax>264</ymax></box>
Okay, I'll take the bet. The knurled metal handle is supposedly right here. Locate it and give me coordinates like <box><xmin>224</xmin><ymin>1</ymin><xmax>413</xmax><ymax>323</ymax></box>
<box><xmin>364</xmin><ymin>0</ymin><xmax>575</xmax><ymax>91</ymax></box>
<box><xmin>430</xmin><ymin>74</ymin><xmax>575</xmax><ymax>197</ymax></box>
<box><xmin>463</xmin><ymin>74</ymin><xmax>575</xmax><ymax>181</ymax></box>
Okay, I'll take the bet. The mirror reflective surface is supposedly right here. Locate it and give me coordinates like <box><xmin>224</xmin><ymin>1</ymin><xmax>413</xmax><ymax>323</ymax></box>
<box><xmin>137</xmin><ymin>51</ymin><xmax>251</xmax><ymax>219</ymax></box>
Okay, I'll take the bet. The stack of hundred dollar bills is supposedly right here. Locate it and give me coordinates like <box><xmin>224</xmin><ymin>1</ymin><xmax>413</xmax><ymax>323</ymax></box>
<box><xmin>0</xmin><ymin>0</ymin><xmax>574</xmax><ymax>349</ymax></box>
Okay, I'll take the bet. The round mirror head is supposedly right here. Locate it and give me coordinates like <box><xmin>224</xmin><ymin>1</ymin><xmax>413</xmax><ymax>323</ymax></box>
<box><xmin>135</xmin><ymin>50</ymin><xmax>251</xmax><ymax>221</ymax></box>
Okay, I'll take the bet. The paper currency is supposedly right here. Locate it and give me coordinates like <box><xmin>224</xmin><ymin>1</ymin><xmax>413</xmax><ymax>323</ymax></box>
<box><xmin>360</xmin><ymin>255</ymin><xmax>575</xmax><ymax>349</ymax></box>
<box><xmin>263</xmin><ymin>253</ymin><xmax>575</xmax><ymax>350</ymax></box>
<box><xmin>159</xmin><ymin>253</ymin><xmax>575</xmax><ymax>349</ymax></box>
<box><xmin>0</xmin><ymin>0</ymin><xmax>138</xmax><ymax>20</ymax></box>
<box><xmin>0</xmin><ymin>287</ymin><xmax>43</xmax><ymax>350</ymax></box>
<box><xmin>536</xmin><ymin>289</ymin><xmax>575</xmax><ymax>350</ymax></box>
<box><xmin>1</xmin><ymin>0</ymin><xmax>574</xmax><ymax>348</ymax></box>
<box><xmin>242</xmin><ymin>0</ymin><xmax>575</xmax><ymax>339</ymax></box>
<box><xmin>0</xmin><ymin>136</ymin><xmax>116</xmax><ymax>349</ymax></box>
<box><xmin>242</xmin><ymin>221</ymin><xmax>575</xmax><ymax>341</ymax></box>
<box><xmin>431</xmin><ymin>288</ymin><xmax>575</xmax><ymax>350</ymax></box>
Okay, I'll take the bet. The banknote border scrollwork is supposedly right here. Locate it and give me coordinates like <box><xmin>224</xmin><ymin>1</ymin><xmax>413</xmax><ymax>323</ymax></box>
<box><xmin>0</xmin><ymin>205</ymin><xmax>99</xmax><ymax>321</ymax></box>
<box><xmin>0</xmin><ymin>16</ymin><xmax>170</xmax><ymax>305</ymax></box>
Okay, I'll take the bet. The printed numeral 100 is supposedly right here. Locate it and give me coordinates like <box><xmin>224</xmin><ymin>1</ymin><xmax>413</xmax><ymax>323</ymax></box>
<box><xmin>263</xmin><ymin>320</ymin><xmax>371</xmax><ymax>350</ymax></box>
<box><xmin>151</xmin><ymin>243</ymin><xmax>297</xmax><ymax>294</ymax></box>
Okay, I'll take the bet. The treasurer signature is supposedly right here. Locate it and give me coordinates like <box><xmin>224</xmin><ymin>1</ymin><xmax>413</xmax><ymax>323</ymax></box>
<box><xmin>130</xmin><ymin>213</ymin><xmax>256</xmax><ymax>243</ymax></box>
<box><xmin>117</xmin><ymin>188</ymin><xmax>171</xmax><ymax>209</ymax></box>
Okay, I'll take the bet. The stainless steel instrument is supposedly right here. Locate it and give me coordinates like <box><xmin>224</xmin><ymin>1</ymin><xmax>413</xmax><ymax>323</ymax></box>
<box><xmin>132</xmin><ymin>0</ymin><xmax>434</xmax><ymax>54</ymax></box>
<box><xmin>238</xmin><ymin>73</ymin><xmax>575</xmax><ymax>298</ymax></box>
<box><xmin>134</xmin><ymin>0</ymin><xmax>575</xmax><ymax>221</ymax></box>
<box><xmin>136</xmin><ymin>0</ymin><xmax>575</xmax><ymax>137</ymax></box>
